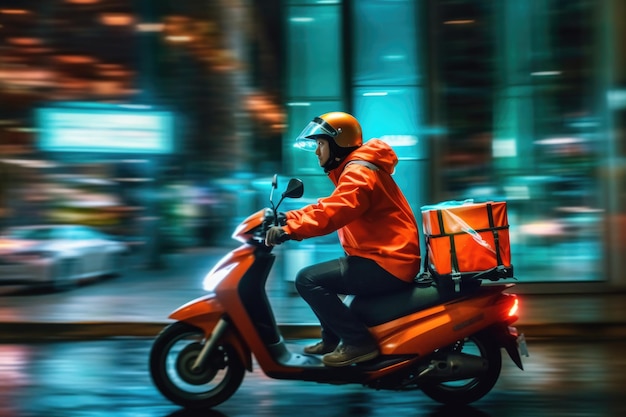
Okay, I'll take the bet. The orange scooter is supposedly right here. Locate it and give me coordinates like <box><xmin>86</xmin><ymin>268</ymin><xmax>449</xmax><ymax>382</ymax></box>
<box><xmin>149</xmin><ymin>176</ymin><xmax>528</xmax><ymax>409</ymax></box>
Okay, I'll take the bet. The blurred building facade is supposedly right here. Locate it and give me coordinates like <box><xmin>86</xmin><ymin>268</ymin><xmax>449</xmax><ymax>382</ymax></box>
<box><xmin>0</xmin><ymin>0</ymin><xmax>284</xmax><ymax>256</ymax></box>
<box><xmin>0</xmin><ymin>0</ymin><xmax>624</xmax><ymax>289</ymax></box>
<box><xmin>283</xmin><ymin>0</ymin><xmax>625</xmax><ymax>289</ymax></box>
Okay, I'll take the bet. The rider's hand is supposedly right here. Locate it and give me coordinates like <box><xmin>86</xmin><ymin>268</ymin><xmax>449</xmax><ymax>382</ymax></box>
<box><xmin>265</xmin><ymin>226</ymin><xmax>289</xmax><ymax>246</ymax></box>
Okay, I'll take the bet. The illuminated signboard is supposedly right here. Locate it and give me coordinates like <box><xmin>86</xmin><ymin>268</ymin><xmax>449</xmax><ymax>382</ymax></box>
<box><xmin>36</xmin><ymin>103</ymin><xmax>174</xmax><ymax>154</ymax></box>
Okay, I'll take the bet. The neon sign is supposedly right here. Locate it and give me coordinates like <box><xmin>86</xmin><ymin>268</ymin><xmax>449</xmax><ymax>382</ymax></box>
<box><xmin>36</xmin><ymin>103</ymin><xmax>174</xmax><ymax>154</ymax></box>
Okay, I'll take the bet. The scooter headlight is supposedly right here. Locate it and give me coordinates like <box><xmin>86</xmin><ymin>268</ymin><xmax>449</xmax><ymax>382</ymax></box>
<box><xmin>202</xmin><ymin>262</ymin><xmax>237</xmax><ymax>292</ymax></box>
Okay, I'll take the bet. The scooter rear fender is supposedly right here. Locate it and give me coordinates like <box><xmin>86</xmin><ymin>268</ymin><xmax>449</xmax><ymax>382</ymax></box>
<box><xmin>489</xmin><ymin>323</ymin><xmax>525</xmax><ymax>370</ymax></box>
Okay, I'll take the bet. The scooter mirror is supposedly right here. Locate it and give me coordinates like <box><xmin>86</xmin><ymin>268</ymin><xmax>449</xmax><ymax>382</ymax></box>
<box><xmin>271</xmin><ymin>174</ymin><xmax>278</xmax><ymax>189</ymax></box>
<box><xmin>283</xmin><ymin>178</ymin><xmax>304</xmax><ymax>199</ymax></box>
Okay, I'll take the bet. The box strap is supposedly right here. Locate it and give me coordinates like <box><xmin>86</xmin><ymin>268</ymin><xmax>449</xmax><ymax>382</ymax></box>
<box><xmin>437</xmin><ymin>209</ymin><xmax>462</xmax><ymax>291</ymax></box>
<box><xmin>425</xmin><ymin>225</ymin><xmax>509</xmax><ymax>238</ymax></box>
<box><xmin>486</xmin><ymin>203</ymin><xmax>504</xmax><ymax>267</ymax></box>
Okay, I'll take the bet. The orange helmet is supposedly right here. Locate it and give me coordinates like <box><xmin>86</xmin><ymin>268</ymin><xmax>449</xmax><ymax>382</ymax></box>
<box><xmin>295</xmin><ymin>111</ymin><xmax>363</xmax><ymax>151</ymax></box>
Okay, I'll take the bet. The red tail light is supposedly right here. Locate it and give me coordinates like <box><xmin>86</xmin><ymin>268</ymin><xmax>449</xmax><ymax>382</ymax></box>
<box><xmin>507</xmin><ymin>294</ymin><xmax>519</xmax><ymax>321</ymax></box>
<box><xmin>508</xmin><ymin>296</ymin><xmax>519</xmax><ymax>318</ymax></box>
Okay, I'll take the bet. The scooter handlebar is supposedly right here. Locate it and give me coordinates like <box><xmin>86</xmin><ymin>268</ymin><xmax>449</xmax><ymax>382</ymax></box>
<box><xmin>259</xmin><ymin>210</ymin><xmax>289</xmax><ymax>247</ymax></box>
<box><xmin>263</xmin><ymin>210</ymin><xmax>287</xmax><ymax>228</ymax></box>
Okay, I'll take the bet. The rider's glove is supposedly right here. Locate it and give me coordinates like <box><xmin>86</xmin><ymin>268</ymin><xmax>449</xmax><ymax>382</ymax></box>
<box><xmin>265</xmin><ymin>226</ymin><xmax>289</xmax><ymax>247</ymax></box>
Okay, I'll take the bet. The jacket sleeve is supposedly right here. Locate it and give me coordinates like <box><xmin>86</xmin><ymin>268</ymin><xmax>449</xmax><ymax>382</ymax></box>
<box><xmin>283</xmin><ymin>166</ymin><xmax>375</xmax><ymax>241</ymax></box>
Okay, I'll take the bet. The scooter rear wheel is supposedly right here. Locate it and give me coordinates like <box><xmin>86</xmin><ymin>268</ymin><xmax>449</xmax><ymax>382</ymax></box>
<box><xmin>419</xmin><ymin>331</ymin><xmax>502</xmax><ymax>405</ymax></box>
<box><xmin>149</xmin><ymin>321</ymin><xmax>245</xmax><ymax>409</ymax></box>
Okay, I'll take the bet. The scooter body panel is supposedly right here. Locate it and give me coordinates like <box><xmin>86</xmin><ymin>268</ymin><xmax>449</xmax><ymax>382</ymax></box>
<box><xmin>167</xmin><ymin>243</ymin><xmax>257</xmax><ymax>330</ymax></box>
<box><xmin>372</xmin><ymin>287</ymin><xmax>515</xmax><ymax>356</ymax></box>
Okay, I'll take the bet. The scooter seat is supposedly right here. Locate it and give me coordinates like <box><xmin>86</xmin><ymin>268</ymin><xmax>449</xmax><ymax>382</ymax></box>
<box><xmin>345</xmin><ymin>283</ymin><xmax>449</xmax><ymax>327</ymax></box>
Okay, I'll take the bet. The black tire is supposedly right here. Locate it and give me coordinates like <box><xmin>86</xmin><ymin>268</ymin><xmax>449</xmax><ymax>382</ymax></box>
<box><xmin>149</xmin><ymin>322</ymin><xmax>245</xmax><ymax>409</ymax></box>
<box><xmin>420</xmin><ymin>332</ymin><xmax>502</xmax><ymax>405</ymax></box>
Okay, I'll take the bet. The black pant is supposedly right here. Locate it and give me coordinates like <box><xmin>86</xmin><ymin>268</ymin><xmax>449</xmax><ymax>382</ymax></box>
<box><xmin>295</xmin><ymin>256</ymin><xmax>411</xmax><ymax>346</ymax></box>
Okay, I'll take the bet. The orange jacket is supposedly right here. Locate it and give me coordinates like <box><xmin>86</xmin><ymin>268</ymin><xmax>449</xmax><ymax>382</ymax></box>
<box><xmin>283</xmin><ymin>139</ymin><xmax>421</xmax><ymax>282</ymax></box>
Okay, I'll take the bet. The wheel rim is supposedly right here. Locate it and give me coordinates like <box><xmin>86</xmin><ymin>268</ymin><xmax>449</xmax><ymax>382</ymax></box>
<box><xmin>175</xmin><ymin>342</ymin><xmax>219</xmax><ymax>385</ymax></box>
<box><xmin>162</xmin><ymin>330</ymin><xmax>235</xmax><ymax>397</ymax></box>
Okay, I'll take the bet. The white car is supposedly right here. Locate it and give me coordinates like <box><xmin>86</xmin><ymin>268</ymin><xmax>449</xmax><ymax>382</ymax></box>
<box><xmin>0</xmin><ymin>224</ymin><xmax>128</xmax><ymax>291</ymax></box>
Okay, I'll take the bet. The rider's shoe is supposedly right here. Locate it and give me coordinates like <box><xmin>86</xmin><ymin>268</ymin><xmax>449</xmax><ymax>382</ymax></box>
<box><xmin>303</xmin><ymin>340</ymin><xmax>338</xmax><ymax>355</ymax></box>
<box><xmin>322</xmin><ymin>343</ymin><xmax>379</xmax><ymax>367</ymax></box>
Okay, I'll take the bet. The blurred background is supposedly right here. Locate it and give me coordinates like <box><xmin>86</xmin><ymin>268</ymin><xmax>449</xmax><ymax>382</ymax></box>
<box><xmin>0</xmin><ymin>0</ymin><xmax>625</xmax><ymax>291</ymax></box>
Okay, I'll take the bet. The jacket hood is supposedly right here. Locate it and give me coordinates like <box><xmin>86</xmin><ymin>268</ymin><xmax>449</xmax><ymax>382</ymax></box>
<box><xmin>339</xmin><ymin>138</ymin><xmax>398</xmax><ymax>175</ymax></box>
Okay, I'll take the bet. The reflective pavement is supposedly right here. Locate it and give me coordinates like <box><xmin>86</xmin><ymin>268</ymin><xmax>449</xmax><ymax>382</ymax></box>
<box><xmin>0</xmin><ymin>338</ymin><xmax>625</xmax><ymax>417</ymax></box>
<box><xmin>1</xmin><ymin>247</ymin><xmax>625</xmax><ymax>416</ymax></box>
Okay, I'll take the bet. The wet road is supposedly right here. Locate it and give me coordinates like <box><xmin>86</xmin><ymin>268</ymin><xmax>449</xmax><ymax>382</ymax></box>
<box><xmin>1</xmin><ymin>338</ymin><xmax>625</xmax><ymax>417</ymax></box>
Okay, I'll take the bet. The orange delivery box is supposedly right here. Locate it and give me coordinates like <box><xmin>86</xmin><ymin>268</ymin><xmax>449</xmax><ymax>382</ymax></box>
<box><xmin>420</xmin><ymin>200</ymin><xmax>514</xmax><ymax>289</ymax></box>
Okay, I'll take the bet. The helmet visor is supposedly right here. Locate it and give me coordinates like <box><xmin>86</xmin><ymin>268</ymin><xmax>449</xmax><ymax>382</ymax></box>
<box><xmin>294</xmin><ymin>117</ymin><xmax>338</xmax><ymax>152</ymax></box>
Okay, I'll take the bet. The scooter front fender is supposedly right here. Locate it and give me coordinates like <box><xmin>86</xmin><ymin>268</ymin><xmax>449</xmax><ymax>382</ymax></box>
<box><xmin>169</xmin><ymin>294</ymin><xmax>253</xmax><ymax>371</ymax></box>
<box><xmin>169</xmin><ymin>293</ymin><xmax>224</xmax><ymax>328</ymax></box>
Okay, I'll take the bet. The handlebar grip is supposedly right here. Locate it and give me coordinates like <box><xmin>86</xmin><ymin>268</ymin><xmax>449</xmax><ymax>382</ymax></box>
<box><xmin>278</xmin><ymin>230</ymin><xmax>290</xmax><ymax>243</ymax></box>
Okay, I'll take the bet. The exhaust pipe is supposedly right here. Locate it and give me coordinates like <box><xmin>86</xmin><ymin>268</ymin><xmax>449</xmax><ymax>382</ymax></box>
<box><xmin>417</xmin><ymin>353</ymin><xmax>488</xmax><ymax>382</ymax></box>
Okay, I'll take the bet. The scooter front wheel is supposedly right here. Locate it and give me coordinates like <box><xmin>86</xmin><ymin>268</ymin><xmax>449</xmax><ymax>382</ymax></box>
<box><xmin>149</xmin><ymin>321</ymin><xmax>245</xmax><ymax>409</ymax></box>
